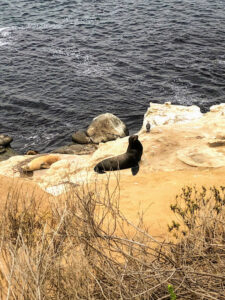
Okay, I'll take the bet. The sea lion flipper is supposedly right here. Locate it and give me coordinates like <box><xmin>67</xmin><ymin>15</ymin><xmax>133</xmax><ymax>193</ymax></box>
<box><xmin>40</xmin><ymin>162</ymin><xmax>50</xmax><ymax>169</ymax></box>
<box><xmin>131</xmin><ymin>165</ymin><xmax>139</xmax><ymax>176</ymax></box>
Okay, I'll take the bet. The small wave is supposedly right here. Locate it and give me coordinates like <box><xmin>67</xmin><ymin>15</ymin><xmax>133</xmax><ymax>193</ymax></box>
<box><xmin>0</xmin><ymin>41</ymin><xmax>10</xmax><ymax>46</ymax></box>
<box><xmin>76</xmin><ymin>62</ymin><xmax>113</xmax><ymax>77</ymax></box>
<box><xmin>216</xmin><ymin>59</ymin><xmax>225</xmax><ymax>66</ymax></box>
<box><xmin>0</xmin><ymin>27</ymin><xmax>12</xmax><ymax>37</ymax></box>
<box><xmin>47</xmin><ymin>47</ymin><xmax>113</xmax><ymax>77</ymax></box>
<box><xmin>73</xmin><ymin>56</ymin><xmax>113</xmax><ymax>78</ymax></box>
<box><xmin>169</xmin><ymin>83</ymin><xmax>194</xmax><ymax>106</ymax></box>
<box><xmin>0</xmin><ymin>27</ymin><xmax>13</xmax><ymax>47</ymax></box>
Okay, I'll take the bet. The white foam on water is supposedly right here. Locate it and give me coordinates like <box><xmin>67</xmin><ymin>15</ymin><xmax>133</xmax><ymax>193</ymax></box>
<box><xmin>0</xmin><ymin>27</ymin><xmax>12</xmax><ymax>36</ymax></box>
<box><xmin>0</xmin><ymin>27</ymin><xmax>13</xmax><ymax>47</ymax></box>
<box><xmin>169</xmin><ymin>83</ymin><xmax>194</xmax><ymax>106</ymax></box>
<box><xmin>75</xmin><ymin>60</ymin><xmax>113</xmax><ymax>78</ymax></box>
<box><xmin>216</xmin><ymin>59</ymin><xmax>225</xmax><ymax>66</ymax></box>
<box><xmin>0</xmin><ymin>41</ymin><xmax>10</xmax><ymax>46</ymax></box>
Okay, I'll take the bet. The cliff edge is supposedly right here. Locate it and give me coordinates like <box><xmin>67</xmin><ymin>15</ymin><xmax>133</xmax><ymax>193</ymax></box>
<box><xmin>0</xmin><ymin>102</ymin><xmax>224</xmax><ymax>238</ymax></box>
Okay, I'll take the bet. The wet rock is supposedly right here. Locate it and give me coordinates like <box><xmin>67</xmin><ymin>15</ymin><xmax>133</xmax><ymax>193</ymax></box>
<box><xmin>0</xmin><ymin>134</ymin><xmax>13</xmax><ymax>147</ymax></box>
<box><xmin>86</xmin><ymin>113</ymin><xmax>129</xmax><ymax>144</ymax></box>
<box><xmin>0</xmin><ymin>147</ymin><xmax>18</xmax><ymax>162</ymax></box>
<box><xmin>0</xmin><ymin>146</ymin><xmax>6</xmax><ymax>154</ymax></box>
<box><xmin>52</xmin><ymin>143</ymin><xmax>98</xmax><ymax>155</ymax></box>
<box><xmin>0</xmin><ymin>135</ymin><xmax>18</xmax><ymax>161</ymax></box>
<box><xmin>72</xmin><ymin>130</ymin><xmax>91</xmax><ymax>144</ymax></box>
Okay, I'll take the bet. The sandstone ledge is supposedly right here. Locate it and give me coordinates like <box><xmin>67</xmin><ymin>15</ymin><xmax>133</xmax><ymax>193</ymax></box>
<box><xmin>0</xmin><ymin>102</ymin><xmax>224</xmax><ymax>192</ymax></box>
<box><xmin>0</xmin><ymin>102</ymin><xmax>225</xmax><ymax>238</ymax></box>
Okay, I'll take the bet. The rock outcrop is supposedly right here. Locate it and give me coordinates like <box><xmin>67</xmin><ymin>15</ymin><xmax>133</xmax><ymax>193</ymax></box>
<box><xmin>0</xmin><ymin>134</ymin><xmax>13</xmax><ymax>147</ymax></box>
<box><xmin>72</xmin><ymin>130</ymin><xmax>91</xmax><ymax>144</ymax></box>
<box><xmin>0</xmin><ymin>103</ymin><xmax>225</xmax><ymax>239</ymax></box>
<box><xmin>86</xmin><ymin>113</ymin><xmax>129</xmax><ymax>144</ymax></box>
<box><xmin>0</xmin><ymin>103</ymin><xmax>225</xmax><ymax>197</ymax></box>
<box><xmin>54</xmin><ymin>113</ymin><xmax>129</xmax><ymax>155</ymax></box>
<box><xmin>0</xmin><ymin>134</ymin><xmax>18</xmax><ymax>161</ymax></box>
<box><xmin>71</xmin><ymin>113</ymin><xmax>129</xmax><ymax>145</ymax></box>
<box><xmin>52</xmin><ymin>143</ymin><xmax>98</xmax><ymax>155</ymax></box>
<box><xmin>140</xmin><ymin>102</ymin><xmax>202</xmax><ymax>133</ymax></box>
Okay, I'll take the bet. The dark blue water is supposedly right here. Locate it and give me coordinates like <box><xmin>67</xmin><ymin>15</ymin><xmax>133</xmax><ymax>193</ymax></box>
<box><xmin>0</xmin><ymin>0</ymin><xmax>225</xmax><ymax>153</ymax></box>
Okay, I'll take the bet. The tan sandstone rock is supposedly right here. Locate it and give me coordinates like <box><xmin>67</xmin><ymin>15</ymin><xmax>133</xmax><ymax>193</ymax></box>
<box><xmin>140</xmin><ymin>102</ymin><xmax>202</xmax><ymax>132</ymax></box>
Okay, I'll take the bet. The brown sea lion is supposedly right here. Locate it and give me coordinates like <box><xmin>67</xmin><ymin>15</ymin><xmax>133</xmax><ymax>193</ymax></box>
<box><xmin>26</xmin><ymin>150</ymin><xmax>40</xmax><ymax>155</ymax></box>
<box><xmin>21</xmin><ymin>155</ymin><xmax>61</xmax><ymax>172</ymax></box>
<box><xmin>94</xmin><ymin>135</ymin><xmax>143</xmax><ymax>175</ymax></box>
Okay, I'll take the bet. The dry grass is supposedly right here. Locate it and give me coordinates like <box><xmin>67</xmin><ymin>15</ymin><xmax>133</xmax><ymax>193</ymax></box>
<box><xmin>0</xmin><ymin>178</ymin><xmax>224</xmax><ymax>299</ymax></box>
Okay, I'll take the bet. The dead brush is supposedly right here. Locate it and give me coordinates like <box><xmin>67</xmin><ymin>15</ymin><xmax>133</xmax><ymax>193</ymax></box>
<box><xmin>0</xmin><ymin>178</ymin><xmax>224</xmax><ymax>299</ymax></box>
<box><xmin>167</xmin><ymin>185</ymin><xmax>225</xmax><ymax>299</ymax></box>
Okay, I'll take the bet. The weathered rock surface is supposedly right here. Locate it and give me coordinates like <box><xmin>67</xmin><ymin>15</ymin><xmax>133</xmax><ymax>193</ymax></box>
<box><xmin>177</xmin><ymin>146</ymin><xmax>225</xmax><ymax>168</ymax></box>
<box><xmin>0</xmin><ymin>147</ymin><xmax>18</xmax><ymax>162</ymax></box>
<box><xmin>86</xmin><ymin>113</ymin><xmax>129</xmax><ymax>144</ymax></box>
<box><xmin>69</xmin><ymin>114</ymin><xmax>128</xmax><ymax>155</ymax></box>
<box><xmin>52</xmin><ymin>143</ymin><xmax>98</xmax><ymax>155</ymax></box>
<box><xmin>0</xmin><ymin>134</ymin><xmax>13</xmax><ymax>147</ymax></box>
<box><xmin>0</xmin><ymin>103</ymin><xmax>225</xmax><ymax>197</ymax></box>
<box><xmin>0</xmin><ymin>134</ymin><xmax>18</xmax><ymax>161</ymax></box>
<box><xmin>140</xmin><ymin>102</ymin><xmax>202</xmax><ymax>132</ymax></box>
<box><xmin>208</xmin><ymin>139</ymin><xmax>225</xmax><ymax>148</ymax></box>
<box><xmin>72</xmin><ymin>130</ymin><xmax>91</xmax><ymax>144</ymax></box>
<box><xmin>209</xmin><ymin>103</ymin><xmax>225</xmax><ymax>114</ymax></box>
<box><xmin>0</xmin><ymin>103</ymin><xmax>225</xmax><ymax>239</ymax></box>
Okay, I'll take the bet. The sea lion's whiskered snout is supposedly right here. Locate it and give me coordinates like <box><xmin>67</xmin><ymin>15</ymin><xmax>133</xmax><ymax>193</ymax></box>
<box><xmin>94</xmin><ymin>164</ymin><xmax>105</xmax><ymax>174</ymax></box>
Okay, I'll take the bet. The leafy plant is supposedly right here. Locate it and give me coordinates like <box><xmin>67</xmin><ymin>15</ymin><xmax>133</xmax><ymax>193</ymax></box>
<box><xmin>168</xmin><ymin>284</ymin><xmax>177</xmax><ymax>300</ymax></box>
<box><xmin>168</xmin><ymin>185</ymin><xmax>225</xmax><ymax>236</ymax></box>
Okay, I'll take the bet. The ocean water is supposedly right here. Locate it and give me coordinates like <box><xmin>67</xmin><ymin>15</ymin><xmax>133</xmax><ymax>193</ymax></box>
<box><xmin>0</xmin><ymin>0</ymin><xmax>225</xmax><ymax>153</ymax></box>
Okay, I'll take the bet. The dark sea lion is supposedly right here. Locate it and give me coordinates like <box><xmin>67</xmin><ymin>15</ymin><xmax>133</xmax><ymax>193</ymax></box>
<box><xmin>94</xmin><ymin>135</ymin><xmax>143</xmax><ymax>175</ymax></box>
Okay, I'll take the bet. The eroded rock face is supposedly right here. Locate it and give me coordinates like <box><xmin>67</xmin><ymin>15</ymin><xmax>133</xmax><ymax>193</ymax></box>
<box><xmin>140</xmin><ymin>102</ymin><xmax>202</xmax><ymax>132</ymax></box>
<box><xmin>86</xmin><ymin>113</ymin><xmax>129</xmax><ymax>144</ymax></box>
<box><xmin>72</xmin><ymin>130</ymin><xmax>91</xmax><ymax>144</ymax></box>
<box><xmin>177</xmin><ymin>146</ymin><xmax>225</xmax><ymax>168</ymax></box>
<box><xmin>0</xmin><ymin>147</ymin><xmax>18</xmax><ymax>162</ymax></box>
<box><xmin>1</xmin><ymin>103</ymin><xmax>225</xmax><ymax>197</ymax></box>
<box><xmin>210</xmin><ymin>103</ymin><xmax>225</xmax><ymax>114</ymax></box>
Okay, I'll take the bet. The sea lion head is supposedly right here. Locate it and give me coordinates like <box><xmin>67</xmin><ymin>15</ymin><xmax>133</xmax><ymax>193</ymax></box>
<box><xmin>129</xmin><ymin>134</ymin><xmax>138</xmax><ymax>143</ymax></box>
<box><xmin>127</xmin><ymin>135</ymin><xmax>143</xmax><ymax>160</ymax></box>
<box><xmin>26</xmin><ymin>150</ymin><xmax>39</xmax><ymax>155</ymax></box>
<box><xmin>94</xmin><ymin>163</ymin><xmax>105</xmax><ymax>174</ymax></box>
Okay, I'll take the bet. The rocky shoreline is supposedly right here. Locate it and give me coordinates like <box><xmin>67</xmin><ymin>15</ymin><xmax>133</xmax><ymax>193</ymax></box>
<box><xmin>0</xmin><ymin>112</ymin><xmax>129</xmax><ymax>160</ymax></box>
<box><xmin>0</xmin><ymin>101</ymin><xmax>225</xmax><ymax>239</ymax></box>
<box><xmin>0</xmin><ymin>102</ymin><xmax>225</xmax><ymax>195</ymax></box>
